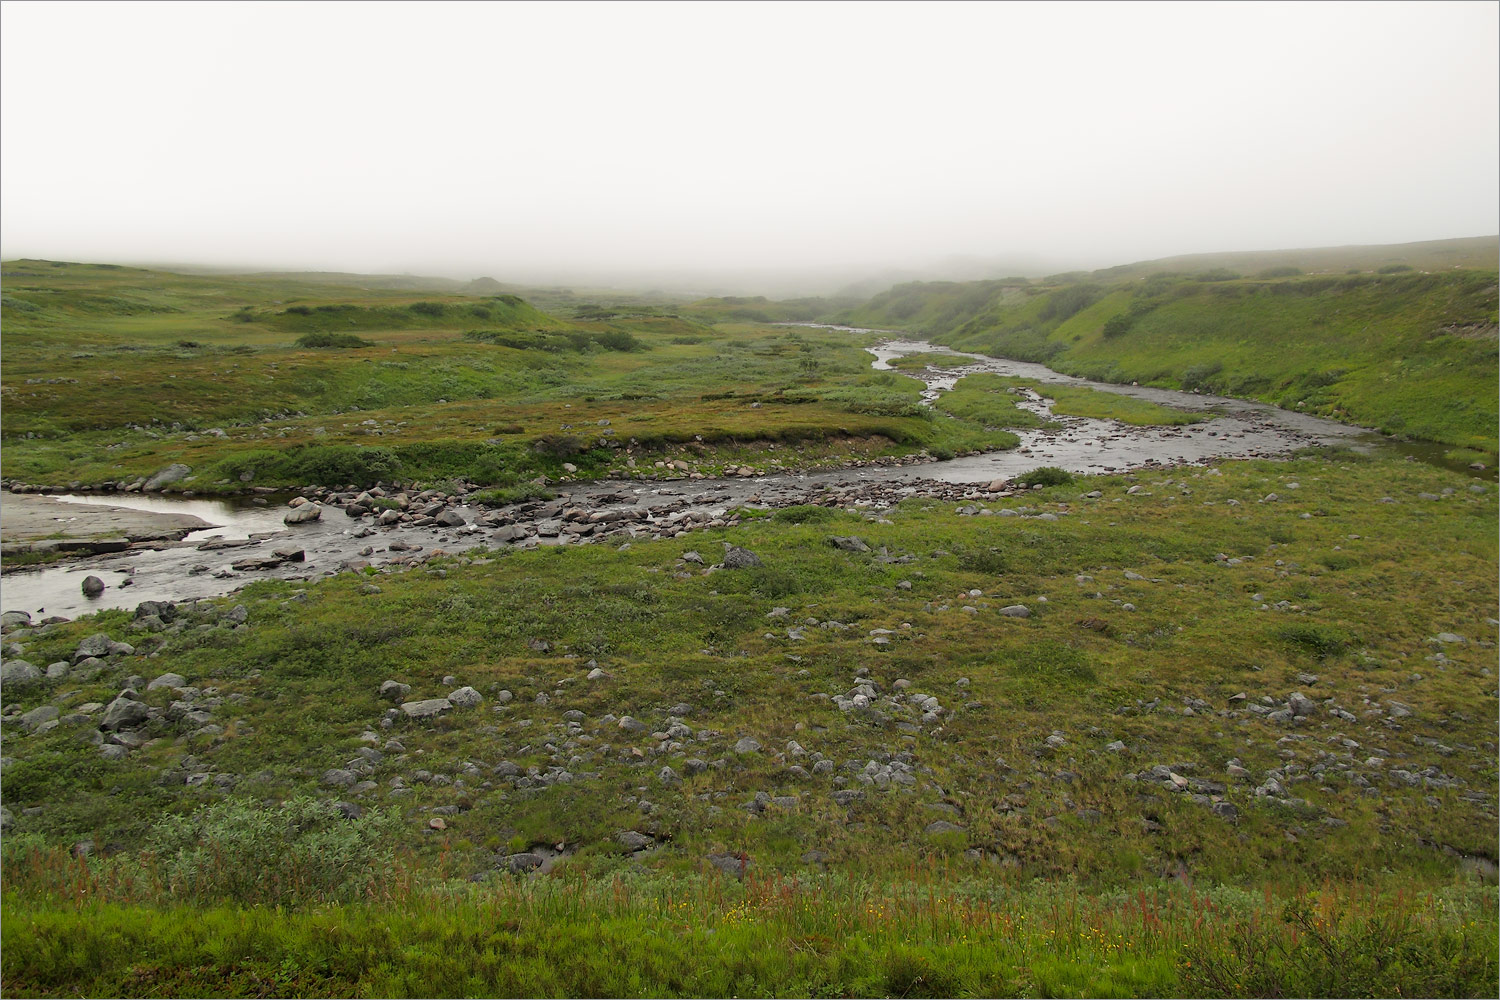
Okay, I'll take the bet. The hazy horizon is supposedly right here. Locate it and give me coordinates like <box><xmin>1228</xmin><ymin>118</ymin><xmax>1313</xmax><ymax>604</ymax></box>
<box><xmin>2</xmin><ymin>1</ymin><xmax>1496</xmax><ymax>294</ymax></box>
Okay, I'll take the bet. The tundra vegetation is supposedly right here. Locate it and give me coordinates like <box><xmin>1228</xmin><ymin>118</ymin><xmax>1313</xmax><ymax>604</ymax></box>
<box><xmin>1</xmin><ymin>250</ymin><xmax>1496</xmax><ymax>997</ymax></box>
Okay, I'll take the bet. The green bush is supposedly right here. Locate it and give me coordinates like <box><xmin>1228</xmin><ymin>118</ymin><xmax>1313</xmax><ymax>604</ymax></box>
<box><xmin>296</xmin><ymin>332</ymin><xmax>374</xmax><ymax>349</ymax></box>
<box><xmin>281</xmin><ymin>445</ymin><xmax>400</xmax><ymax>484</ymax></box>
<box><xmin>775</xmin><ymin>504</ymin><xmax>840</xmax><ymax>523</ymax></box>
<box><xmin>1015</xmin><ymin>466</ymin><xmax>1073</xmax><ymax>487</ymax></box>
<box><xmin>148</xmin><ymin>797</ymin><xmax>402</xmax><ymax>906</ymax></box>
<box><xmin>1180</xmin><ymin>362</ymin><xmax>1224</xmax><ymax>392</ymax></box>
<box><xmin>1101</xmin><ymin>313</ymin><xmax>1134</xmax><ymax>339</ymax></box>
<box><xmin>1039</xmin><ymin>284</ymin><xmax>1102</xmax><ymax>322</ymax></box>
<box><xmin>1275</xmin><ymin>624</ymin><xmax>1352</xmax><ymax>659</ymax></box>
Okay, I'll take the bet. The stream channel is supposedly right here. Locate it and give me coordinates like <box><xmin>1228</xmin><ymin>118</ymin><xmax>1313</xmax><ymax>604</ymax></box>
<box><xmin>3</xmin><ymin>337</ymin><xmax>1486</xmax><ymax>619</ymax></box>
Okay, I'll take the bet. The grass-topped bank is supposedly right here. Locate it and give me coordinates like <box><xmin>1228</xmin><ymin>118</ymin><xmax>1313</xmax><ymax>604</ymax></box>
<box><xmin>1</xmin><ymin>453</ymin><xmax>1495</xmax><ymax>996</ymax></box>
<box><xmin>842</xmin><ymin>268</ymin><xmax>1499</xmax><ymax>454</ymax></box>
<box><xmin>1</xmin><ymin>264</ymin><xmax>1022</xmax><ymax>491</ymax></box>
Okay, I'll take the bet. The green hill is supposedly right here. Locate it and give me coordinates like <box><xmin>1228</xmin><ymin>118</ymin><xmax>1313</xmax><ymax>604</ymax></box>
<box><xmin>843</xmin><ymin>267</ymin><xmax>1499</xmax><ymax>453</ymax></box>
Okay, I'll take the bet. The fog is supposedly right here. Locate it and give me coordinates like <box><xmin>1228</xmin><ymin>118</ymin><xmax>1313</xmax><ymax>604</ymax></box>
<box><xmin>2</xmin><ymin>1</ymin><xmax>1496</xmax><ymax>294</ymax></box>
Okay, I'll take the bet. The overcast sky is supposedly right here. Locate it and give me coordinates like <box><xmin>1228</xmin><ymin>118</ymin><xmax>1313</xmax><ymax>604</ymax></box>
<box><xmin>2</xmin><ymin>1</ymin><xmax>1496</xmax><ymax>289</ymax></box>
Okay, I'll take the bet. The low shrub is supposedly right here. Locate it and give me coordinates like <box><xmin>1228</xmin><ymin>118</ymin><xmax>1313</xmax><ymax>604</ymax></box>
<box><xmin>296</xmin><ymin>332</ymin><xmax>374</xmax><ymax>349</ymax></box>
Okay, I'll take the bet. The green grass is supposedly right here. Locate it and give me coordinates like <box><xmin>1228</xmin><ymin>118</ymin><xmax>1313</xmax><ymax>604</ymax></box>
<box><xmin>3</xmin><ymin>878</ymin><xmax>1492</xmax><ymax>998</ymax></box>
<box><xmin>843</xmin><ymin>270</ymin><xmax>1499</xmax><ymax>452</ymax></box>
<box><xmin>887</xmin><ymin>352</ymin><xmax>978</xmax><ymax>370</ymax></box>
<box><xmin>0</xmin><ymin>265</ymin><xmax>1024</xmax><ymax>490</ymax></box>
<box><xmin>978</xmin><ymin>376</ymin><xmax>1203</xmax><ymax>426</ymax></box>
<box><xmin>2</xmin><ymin>453</ymin><xmax>1496</xmax><ymax>995</ymax></box>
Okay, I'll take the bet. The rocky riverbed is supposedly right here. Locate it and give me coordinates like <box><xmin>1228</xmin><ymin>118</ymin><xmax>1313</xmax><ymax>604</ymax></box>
<box><xmin>0</xmin><ymin>337</ymin><xmax>1465</xmax><ymax>620</ymax></box>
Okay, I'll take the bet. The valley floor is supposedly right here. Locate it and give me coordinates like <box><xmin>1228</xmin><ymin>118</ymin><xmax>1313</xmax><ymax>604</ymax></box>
<box><xmin>2</xmin><ymin>451</ymin><xmax>1496</xmax><ymax>997</ymax></box>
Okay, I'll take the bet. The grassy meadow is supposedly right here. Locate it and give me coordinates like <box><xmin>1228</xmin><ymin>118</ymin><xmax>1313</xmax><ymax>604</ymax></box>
<box><xmin>2</xmin><ymin>452</ymin><xmax>1496</xmax><ymax>996</ymax></box>
<box><xmin>1</xmin><ymin>251</ymin><xmax>1497</xmax><ymax>997</ymax></box>
<box><xmin>0</xmin><ymin>262</ymin><xmax>1023</xmax><ymax>490</ymax></box>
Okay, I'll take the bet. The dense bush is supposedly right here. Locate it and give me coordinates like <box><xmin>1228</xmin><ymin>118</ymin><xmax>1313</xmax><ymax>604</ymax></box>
<box><xmin>295</xmin><ymin>332</ymin><xmax>374</xmax><ymax>349</ymax></box>
<box><xmin>1039</xmin><ymin>284</ymin><xmax>1103</xmax><ymax>322</ymax></box>
<box><xmin>1015</xmin><ymin>466</ymin><xmax>1073</xmax><ymax>487</ymax></box>
<box><xmin>148</xmin><ymin>797</ymin><xmax>402</xmax><ymax>905</ymax></box>
<box><xmin>1101</xmin><ymin>313</ymin><xmax>1134</xmax><ymax>339</ymax></box>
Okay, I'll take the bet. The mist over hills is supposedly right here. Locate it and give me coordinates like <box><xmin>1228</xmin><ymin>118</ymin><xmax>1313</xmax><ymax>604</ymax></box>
<box><xmin>140</xmin><ymin>235</ymin><xmax>1498</xmax><ymax>304</ymax></box>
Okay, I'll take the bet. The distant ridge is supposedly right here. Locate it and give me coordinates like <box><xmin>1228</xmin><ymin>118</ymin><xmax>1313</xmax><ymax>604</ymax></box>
<box><xmin>1089</xmin><ymin>235</ymin><xmax>1498</xmax><ymax>280</ymax></box>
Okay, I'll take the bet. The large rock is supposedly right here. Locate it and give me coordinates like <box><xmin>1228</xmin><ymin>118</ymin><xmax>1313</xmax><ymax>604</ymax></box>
<box><xmin>435</xmin><ymin>510</ymin><xmax>466</xmax><ymax>527</ymax></box>
<box><xmin>0</xmin><ymin>611</ymin><xmax>31</xmax><ymax>630</ymax></box>
<box><xmin>379</xmin><ymin>680</ymin><xmax>412</xmax><ymax>702</ymax></box>
<box><xmin>142</xmin><ymin>463</ymin><xmax>192</xmax><ymax>491</ymax></box>
<box><xmin>400</xmin><ymin>698</ymin><xmax>452</xmax><ymax>719</ymax></box>
<box><xmin>828</xmin><ymin>536</ymin><xmax>871</xmax><ymax>553</ymax></box>
<box><xmin>99</xmin><ymin>697</ymin><xmax>150</xmax><ymax>731</ymax></box>
<box><xmin>998</xmin><ymin>605</ymin><xmax>1032</xmax><ymax>618</ymax></box>
<box><xmin>616</xmin><ymin>831</ymin><xmax>654</xmax><ymax>851</ymax></box>
<box><xmin>706</xmin><ymin>852</ymin><xmax>752</xmax><ymax>878</ymax></box>
<box><xmin>284</xmin><ymin>504</ymin><xmax>322</xmax><ymax>525</ymax></box>
<box><xmin>448</xmin><ymin>686</ymin><xmax>482</xmax><ymax>708</ymax></box>
<box><xmin>722</xmin><ymin>546</ymin><xmax>763</xmax><ymax>569</ymax></box>
<box><xmin>81</xmin><ymin>575</ymin><xmax>105</xmax><ymax>597</ymax></box>
<box><xmin>733</xmin><ymin>737</ymin><xmax>762</xmax><ymax>755</ymax></box>
<box><xmin>73</xmin><ymin>634</ymin><xmax>131</xmax><ymax>663</ymax></box>
<box><xmin>500</xmin><ymin>853</ymin><xmax>544</xmax><ymax>874</ymax></box>
<box><xmin>924</xmin><ymin>820</ymin><xmax>965</xmax><ymax>835</ymax></box>
<box><xmin>0</xmin><ymin>660</ymin><xmax>42</xmax><ymax>689</ymax></box>
<box><xmin>1287</xmin><ymin>691</ymin><xmax>1317</xmax><ymax>717</ymax></box>
<box><xmin>17</xmin><ymin>705</ymin><xmax>59</xmax><ymax>732</ymax></box>
<box><xmin>146</xmin><ymin>673</ymin><xmax>187</xmax><ymax>691</ymax></box>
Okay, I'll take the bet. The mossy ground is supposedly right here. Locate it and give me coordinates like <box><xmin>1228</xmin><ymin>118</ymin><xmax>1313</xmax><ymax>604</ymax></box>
<box><xmin>2</xmin><ymin>453</ymin><xmax>1495</xmax><ymax>996</ymax></box>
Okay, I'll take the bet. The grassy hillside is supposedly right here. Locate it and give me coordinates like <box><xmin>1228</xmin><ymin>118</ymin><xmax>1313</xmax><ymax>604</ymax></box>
<box><xmin>2</xmin><ymin>452</ymin><xmax>1495</xmax><ymax>995</ymax></box>
<box><xmin>842</xmin><ymin>268</ymin><xmax>1499</xmax><ymax>453</ymax></box>
<box><xmin>0</xmin><ymin>263</ymin><xmax>1019</xmax><ymax>491</ymax></box>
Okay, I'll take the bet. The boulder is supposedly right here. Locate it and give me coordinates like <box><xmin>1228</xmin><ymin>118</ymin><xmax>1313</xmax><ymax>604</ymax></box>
<box><xmin>284</xmin><ymin>504</ymin><xmax>322</xmax><ymax>525</ymax></box>
<box><xmin>0</xmin><ymin>660</ymin><xmax>42</xmax><ymax>689</ymax></box>
<box><xmin>924</xmin><ymin>820</ymin><xmax>965</xmax><ymax>835</ymax></box>
<box><xmin>379</xmin><ymin>680</ymin><xmax>412</xmax><ymax>702</ymax></box>
<box><xmin>998</xmin><ymin>605</ymin><xmax>1032</xmax><ymax>618</ymax></box>
<box><xmin>722</xmin><ymin>545</ymin><xmax>763</xmax><ymax>569</ymax></box>
<box><xmin>17</xmin><ymin>705</ymin><xmax>59</xmax><ymax>732</ymax></box>
<box><xmin>448</xmin><ymin>686</ymin><xmax>483</xmax><ymax>708</ymax></box>
<box><xmin>828</xmin><ymin>536</ymin><xmax>871</xmax><ymax>553</ymax></box>
<box><xmin>500</xmin><ymin>853</ymin><xmax>544</xmax><ymax>874</ymax></box>
<box><xmin>400</xmin><ymin>698</ymin><xmax>452</xmax><ymax>719</ymax></box>
<box><xmin>73</xmin><ymin>633</ymin><xmax>117</xmax><ymax>662</ymax></box>
<box><xmin>147</xmin><ymin>673</ymin><xmax>187</xmax><ymax>692</ymax></box>
<box><xmin>81</xmin><ymin>575</ymin><xmax>106</xmax><ymax>597</ymax></box>
<box><xmin>99</xmin><ymin>697</ymin><xmax>150</xmax><ymax>731</ymax></box>
<box><xmin>617</xmin><ymin>830</ymin><xmax>654</xmax><ymax>851</ymax></box>
<box><xmin>142</xmin><ymin>463</ymin><xmax>192</xmax><ymax>491</ymax></box>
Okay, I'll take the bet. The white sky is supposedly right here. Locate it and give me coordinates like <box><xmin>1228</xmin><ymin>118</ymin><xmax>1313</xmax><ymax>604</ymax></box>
<box><xmin>2</xmin><ymin>0</ymin><xmax>1496</xmax><ymax>287</ymax></box>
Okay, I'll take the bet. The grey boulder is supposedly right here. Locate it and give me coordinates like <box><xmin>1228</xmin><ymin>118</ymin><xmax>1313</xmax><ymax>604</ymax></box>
<box><xmin>100</xmin><ymin>697</ymin><xmax>150</xmax><ymax>731</ymax></box>
<box><xmin>400</xmin><ymin>698</ymin><xmax>452</xmax><ymax>719</ymax></box>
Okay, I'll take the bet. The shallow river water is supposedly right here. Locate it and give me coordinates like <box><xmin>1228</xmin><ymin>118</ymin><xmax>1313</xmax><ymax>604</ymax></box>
<box><xmin>3</xmin><ymin>338</ymin><xmax>1486</xmax><ymax>618</ymax></box>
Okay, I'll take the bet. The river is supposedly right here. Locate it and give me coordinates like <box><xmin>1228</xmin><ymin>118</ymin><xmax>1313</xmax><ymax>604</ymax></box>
<box><xmin>3</xmin><ymin>338</ymin><xmax>1486</xmax><ymax>618</ymax></box>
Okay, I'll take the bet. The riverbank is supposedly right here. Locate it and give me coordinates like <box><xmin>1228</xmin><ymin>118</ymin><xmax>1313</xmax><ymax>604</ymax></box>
<box><xmin>2</xmin><ymin>450</ymin><xmax>1495</xmax><ymax>997</ymax></box>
